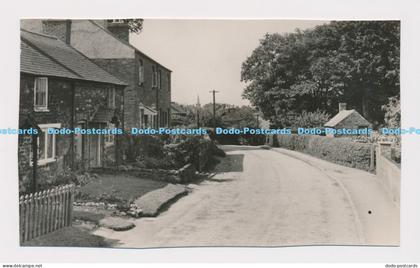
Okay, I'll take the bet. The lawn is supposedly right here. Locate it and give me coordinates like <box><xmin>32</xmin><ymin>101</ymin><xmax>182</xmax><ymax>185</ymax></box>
<box><xmin>77</xmin><ymin>173</ymin><xmax>168</xmax><ymax>205</ymax></box>
<box><xmin>22</xmin><ymin>226</ymin><xmax>112</xmax><ymax>247</ymax></box>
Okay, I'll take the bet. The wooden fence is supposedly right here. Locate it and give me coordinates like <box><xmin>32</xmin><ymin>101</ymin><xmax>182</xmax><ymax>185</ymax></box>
<box><xmin>19</xmin><ymin>184</ymin><xmax>75</xmax><ymax>243</ymax></box>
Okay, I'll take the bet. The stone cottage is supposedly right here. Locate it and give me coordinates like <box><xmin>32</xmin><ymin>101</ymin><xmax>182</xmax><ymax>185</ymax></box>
<box><xmin>324</xmin><ymin>103</ymin><xmax>372</xmax><ymax>137</ymax></box>
<box><xmin>170</xmin><ymin>102</ymin><xmax>188</xmax><ymax>126</ymax></box>
<box><xmin>19</xmin><ymin>29</ymin><xmax>126</xmax><ymax>193</ymax></box>
<box><xmin>21</xmin><ymin>19</ymin><xmax>172</xmax><ymax>130</ymax></box>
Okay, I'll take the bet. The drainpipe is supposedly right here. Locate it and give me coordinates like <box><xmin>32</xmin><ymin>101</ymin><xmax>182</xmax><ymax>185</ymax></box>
<box><xmin>31</xmin><ymin>132</ymin><xmax>38</xmax><ymax>193</ymax></box>
<box><xmin>156</xmin><ymin>87</ymin><xmax>159</xmax><ymax>128</ymax></box>
<box><xmin>70</xmin><ymin>81</ymin><xmax>75</xmax><ymax>170</ymax></box>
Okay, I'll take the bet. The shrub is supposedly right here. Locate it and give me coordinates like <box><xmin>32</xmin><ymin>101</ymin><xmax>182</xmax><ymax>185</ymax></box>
<box><xmin>274</xmin><ymin>134</ymin><xmax>373</xmax><ymax>171</ymax></box>
<box><xmin>120</xmin><ymin>134</ymin><xmax>166</xmax><ymax>162</ymax></box>
<box><xmin>382</xmin><ymin>96</ymin><xmax>400</xmax><ymax>128</ymax></box>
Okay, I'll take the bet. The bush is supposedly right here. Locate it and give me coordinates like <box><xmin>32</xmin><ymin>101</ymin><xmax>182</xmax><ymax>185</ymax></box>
<box><xmin>164</xmin><ymin>135</ymin><xmax>218</xmax><ymax>171</ymax></box>
<box><xmin>119</xmin><ymin>133</ymin><xmax>225</xmax><ymax>171</ymax></box>
<box><xmin>120</xmin><ymin>134</ymin><xmax>167</xmax><ymax>162</ymax></box>
<box><xmin>274</xmin><ymin>134</ymin><xmax>373</xmax><ymax>171</ymax></box>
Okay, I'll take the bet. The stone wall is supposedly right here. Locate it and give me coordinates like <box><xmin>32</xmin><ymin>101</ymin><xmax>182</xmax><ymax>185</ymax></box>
<box><xmin>74</xmin><ymin>81</ymin><xmax>124</xmax><ymax>123</ymax></box>
<box><xmin>376</xmin><ymin>143</ymin><xmax>401</xmax><ymax>202</ymax></box>
<box><xmin>19</xmin><ymin>75</ymin><xmax>73</xmax><ymax>193</ymax></box>
<box><xmin>18</xmin><ymin>74</ymin><xmax>123</xmax><ymax>193</ymax></box>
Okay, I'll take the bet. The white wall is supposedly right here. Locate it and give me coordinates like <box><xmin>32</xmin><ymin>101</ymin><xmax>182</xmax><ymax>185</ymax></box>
<box><xmin>70</xmin><ymin>20</ymin><xmax>135</xmax><ymax>58</ymax></box>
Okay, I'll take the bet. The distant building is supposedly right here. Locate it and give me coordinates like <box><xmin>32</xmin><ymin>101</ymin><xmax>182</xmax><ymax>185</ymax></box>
<box><xmin>324</xmin><ymin>103</ymin><xmax>371</xmax><ymax>137</ymax></box>
<box><xmin>170</xmin><ymin>102</ymin><xmax>188</xmax><ymax>126</ymax></box>
<box><xmin>21</xmin><ymin>19</ymin><xmax>172</xmax><ymax>130</ymax></box>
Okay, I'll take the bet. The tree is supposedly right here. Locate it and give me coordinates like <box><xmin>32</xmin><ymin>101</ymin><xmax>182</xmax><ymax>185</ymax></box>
<box><xmin>109</xmin><ymin>19</ymin><xmax>144</xmax><ymax>33</ymax></box>
<box><xmin>241</xmin><ymin>21</ymin><xmax>400</xmax><ymax>127</ymax></box>
<box><xmin>382</xmin><ymin>96</ymin><xmax>400</xmax><ymax>128</ymax></box>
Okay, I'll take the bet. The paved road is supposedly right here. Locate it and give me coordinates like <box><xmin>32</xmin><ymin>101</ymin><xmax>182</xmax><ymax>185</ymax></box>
<box><xmin>94</xmin><ymin>145</ymin><xmax>399</xmax><ymax>247</ymax></box>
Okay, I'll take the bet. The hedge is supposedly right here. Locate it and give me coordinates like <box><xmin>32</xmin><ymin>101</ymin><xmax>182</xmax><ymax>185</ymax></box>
<box><xmin>273</xmin><ymin>134</ymin><xmax>373</xmax><ymax>171</ymax></box>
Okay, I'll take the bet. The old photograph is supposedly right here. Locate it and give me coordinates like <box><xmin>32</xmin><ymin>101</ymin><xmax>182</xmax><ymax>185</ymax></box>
<box><xmin>18</xmin><ymin>19</ymin><xmax>400</xmax><ymax>248</ymax></box>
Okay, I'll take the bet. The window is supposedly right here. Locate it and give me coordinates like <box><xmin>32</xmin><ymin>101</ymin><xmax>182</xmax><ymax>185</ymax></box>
<box><xmin>152</xmin><ymin>66</ymin><xmax>158</xmax><ymax>88</ymax></box>
<box><xmin>104</xmin><ymin>123</ymin><xmax>115</xmax><ymax>146</ymax></box>
<box><xmin>167</xmin><ymin>73</ymin><xmax>171</xmax><ymax>93</ymax></box>
<box><xmin>108</xmin><ymin>88</ymin><xmax>116</xmax><ymax>108</ymax></box>
<box><xmin>32</xmin><ymin>123</ymin><xmax>61</xmax><ymax>165</ymax></box>
<box><xmin>34</xmin><ymin>77</ymin><xmax>48</xmax><ymax>111</ymax></box>
<box><xmin>157</xmin><ymin>70</ymin><xmax>162</xmax><ymax>89</ymax></box>
<box><xmin>138</xmin><ymin>60</ymin><xmax>144</xmax><ymax>85</ymax></box>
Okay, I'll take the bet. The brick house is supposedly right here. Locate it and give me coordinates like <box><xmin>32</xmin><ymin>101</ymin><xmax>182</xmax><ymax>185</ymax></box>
<box><xmin>21</xmin><ymin>19</ymin><xmax>172</xmax><ymax>130</ymax></box>
<box><xmin>324</xmin><ymin>103</ymin><xmax>372</xmax><ymax>137</ymax></box>
<box><xmin>19</xmin><ymin>29</ymin><xmax>126</xmax><ymax>193</ymax></box>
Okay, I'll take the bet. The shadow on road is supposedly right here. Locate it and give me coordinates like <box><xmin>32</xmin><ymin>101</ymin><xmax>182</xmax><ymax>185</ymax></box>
<box><xmin>221</xmin><ymin>145</ymin><xmax>266</xmax><ymax>152</ymax></box>
<box><xmin>214</xmin><ymin>154</ymin><xmax>245</xmax><ymax>173</ymax></box>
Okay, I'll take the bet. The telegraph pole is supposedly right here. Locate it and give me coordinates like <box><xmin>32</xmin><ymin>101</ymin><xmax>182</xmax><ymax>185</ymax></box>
<box><xmin>196</xmin><ymin>95</ymin><xmax>201</xmax><ymax>128</ymax></box>
<box><xmin>209</xmin><ymin>90</ymin><xmax>219</xmax><ymax>132</ymax></box>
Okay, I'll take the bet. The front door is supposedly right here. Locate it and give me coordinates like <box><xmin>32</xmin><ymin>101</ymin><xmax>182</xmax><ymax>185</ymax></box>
<box><xmin>89</xmin><ymin>133</ymin><xmax>102</xmax><ymax>168</ymax></box>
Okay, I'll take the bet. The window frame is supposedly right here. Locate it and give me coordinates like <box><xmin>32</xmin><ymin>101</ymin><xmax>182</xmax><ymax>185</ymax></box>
<box><xmin>104</xmin><ymin>122</ymin><xmax>115</xmax><ymax>147</ymax></box>
<box><xmin>152</xmin><ymin>66</ymin><xmax>158</xmax><ymax>88</ymax></box>
<box><xmin>157</xmin><ymin>70</ymin><xmax>162</xmax><ymax>89</ymax></box>
<box><xmin>108</xmin><ymin>88</ymin><xmax>116</xmax><ymax>108</ymax></box>
<box><xmin>33</xmin><ymin>77</ymin><xmax>49</xmax><ymax>112</ymax></box>
<box><xmin>167</xmin><ymin>73</ymin><xmax>171</xmax><ymax>93</ymax></box>
<box><xmin>32</xmin><ymin>123</ymin><xmax>61</xmax><ymax>166</ymax></box>
<box><xmin>138</xmin><ymin>60</ymin><xmax>144</xmax><ymax>85</ymax></box>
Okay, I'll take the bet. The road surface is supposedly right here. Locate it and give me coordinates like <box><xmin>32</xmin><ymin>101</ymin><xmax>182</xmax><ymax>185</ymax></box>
<box><xmin>94</xmin><ymin>145</ymin><xmax>399</xmax><ymax>247</ymax></box>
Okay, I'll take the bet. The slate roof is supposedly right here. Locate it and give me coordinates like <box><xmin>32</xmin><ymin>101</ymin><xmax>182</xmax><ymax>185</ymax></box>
<box><xmin>324</xmin><ymin>109</ymin><xmax>370</xmax><ymax>127</ymax></box>
<box><xmin>21</xmin><ymin>29</ymin><xmax>126</xmax><ymax>86</ymax></box>
<box><xmin>139</xmin><ymin>102</ymin><xmax>157</xmax><ymax>115</ymax></box>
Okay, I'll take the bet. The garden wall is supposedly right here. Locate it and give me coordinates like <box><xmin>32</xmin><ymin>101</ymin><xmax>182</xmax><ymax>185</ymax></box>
<box><xmin>272</xmin><ymin>134</ymin><xmax>373</xmax><ymax>171</ymax></box>
<box><xmin>376</xmin><ymin>142</ymin><xmax>401</xmax><ymax>202</ymax></box>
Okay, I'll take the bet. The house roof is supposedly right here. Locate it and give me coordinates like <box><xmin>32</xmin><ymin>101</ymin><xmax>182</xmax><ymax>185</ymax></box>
<box><xmin>171</xmin><ymin>102</ymin><xmax>187</xmax><ymax>115</ymax></box>
<box><xmin>324</xmin><ymin>109</ymin><xmax>370</xmax><ymax>127</ymax></box>
<box><xmin>89</xmin><ymin>20</ymin><xmax>172</xmax><ymax>72</ymax></box>
<box><xmin>139</xmin><ymin>102</ymin><xmax>157</xmax><ymax>115</ymax></box>
<box><xmin>21</xmin><ymin>29</ymin><xmax>127</xmax><ymax>86</ymax></box>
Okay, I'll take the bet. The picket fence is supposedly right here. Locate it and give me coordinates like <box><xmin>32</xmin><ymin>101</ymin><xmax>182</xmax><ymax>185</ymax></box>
<box><xmin>19</xmin><ymin>184</ymin><xmax>75</xmax><ymax>243</ymax></box>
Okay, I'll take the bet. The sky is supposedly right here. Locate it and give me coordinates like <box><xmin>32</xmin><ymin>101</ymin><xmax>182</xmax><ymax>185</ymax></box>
<box><xmin>130</xmin><ymin>20</ymin><xmax>327</xmax><ymax>106</ymax></box>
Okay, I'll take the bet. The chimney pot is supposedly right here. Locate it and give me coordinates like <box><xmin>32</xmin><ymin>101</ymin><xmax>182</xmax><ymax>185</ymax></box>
<box><xmin>339</xmin><ymin>103</ymin><xmax>347</xmax><ymax>112</ymax></box>
<box><xmin>106</xmin><ymin>20</ymin><xmax>130</xmax><ymax>43</ymax></box>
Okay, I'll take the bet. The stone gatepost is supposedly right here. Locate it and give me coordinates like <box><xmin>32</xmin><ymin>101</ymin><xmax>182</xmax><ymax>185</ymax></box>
<box><xmin>378</xmin><ymin>141</ymin><xmax>393</xmax><ymax>159</ymax></box>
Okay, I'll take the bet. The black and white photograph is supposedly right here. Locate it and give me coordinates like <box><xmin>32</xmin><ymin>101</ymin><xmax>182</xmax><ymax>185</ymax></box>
<box><xmin>16</xmin><ymin>18</ymin><xmax>401</xmax><ymax>249</ymax></box>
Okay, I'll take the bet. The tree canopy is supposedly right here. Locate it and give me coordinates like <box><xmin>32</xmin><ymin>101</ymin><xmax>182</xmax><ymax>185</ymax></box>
<box><xmin>241</xmin><ymin>21</ymin><xmax>400</xmax><ymax>128</ymax></box>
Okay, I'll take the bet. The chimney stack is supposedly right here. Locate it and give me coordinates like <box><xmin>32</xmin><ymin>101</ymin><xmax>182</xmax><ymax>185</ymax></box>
<box><xmin>339</xmin><ymin>103</ymin><xmax>347</xmax><ymax>112</ymax></box>
<box><xmin>42</xmin><ymin>20</ymin><xmax>72</xmax><ymax>44</ymax></box>
<box><xmin>106</xmin><ymin>20</ymin><xmax>130</xmax><ymax>43</ymax></box>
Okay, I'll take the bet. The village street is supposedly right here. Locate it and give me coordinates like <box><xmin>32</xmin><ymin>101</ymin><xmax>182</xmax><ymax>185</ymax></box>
<box><xmin>93</xmin><ymin>145</ymin><xmax>399</xmax><ymax>247</ymax></box>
